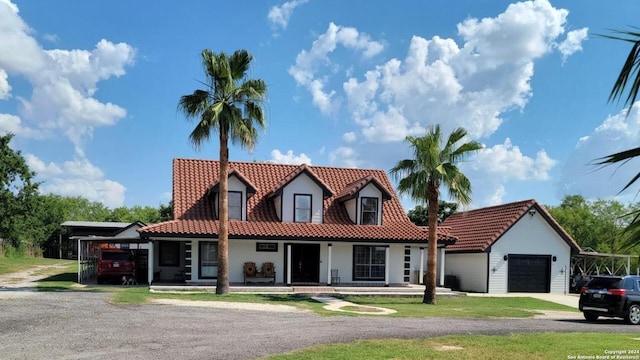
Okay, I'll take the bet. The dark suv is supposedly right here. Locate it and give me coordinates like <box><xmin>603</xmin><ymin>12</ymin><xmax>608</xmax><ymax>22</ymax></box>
<box><xmin>579</xmin><ymin>275</ymin><xmax>640</xmax><ymax>325</ymax></box>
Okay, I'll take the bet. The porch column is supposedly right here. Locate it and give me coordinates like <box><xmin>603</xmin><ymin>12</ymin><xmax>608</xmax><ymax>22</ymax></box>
<box><xmin>439</xmin><ymin>247</ymin><xmax>445</xmax><ymax>287</ymax></box>
<box><xmin>327</xmin><ymin>243</ymin><xmax>332</xmax><ymax>286</ymax></box>
<box><xmin>286</xmin><ymin>244</ymin><xmax>292</xmax><ymax>286</ymax></box>
<box><xmin>384</xmin><ymin>246</ymin><xmax>390</xmax><ymax>287</ymax></box>
<box><xmin>77</xmin><ymin>238</ymin><xmax>81</xmax><ymax>284</ymax></box>
<box><xmin>148</xmin><ymin>240</ymin><xmax>154</xmax><ymax>285</ymax></box>
<box><xmin>419</xmin><ymin>247</ymin><xmax>425</xmax><ymax>284</ymax></box>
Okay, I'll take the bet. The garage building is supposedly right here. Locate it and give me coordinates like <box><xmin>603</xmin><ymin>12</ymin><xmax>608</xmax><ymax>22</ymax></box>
<box><xmin>443</xmin><ymin>199</ymin><xmax>581</xmax><ymax>294</ymax></box>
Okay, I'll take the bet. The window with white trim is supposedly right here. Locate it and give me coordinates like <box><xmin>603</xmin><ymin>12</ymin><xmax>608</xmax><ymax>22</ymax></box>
<box><xmin>228</xmin><ymin>191</ymin><xmax>242</xmax><ymax>220</ymax></box>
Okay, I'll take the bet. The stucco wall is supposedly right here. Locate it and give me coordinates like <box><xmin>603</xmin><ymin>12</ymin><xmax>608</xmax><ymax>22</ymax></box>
<box><xmin>280</xmin><ymin>174</ymin><xmax>324</xmax><ymax>223</ymax></box>
<box><xmin>444</xmin><ymin>253</ymin><xmax>488</xmax><ymax>292</ymax></box>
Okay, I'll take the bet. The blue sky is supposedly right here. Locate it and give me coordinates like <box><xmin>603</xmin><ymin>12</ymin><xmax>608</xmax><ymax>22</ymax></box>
<box><xmin>1</xmin><ymin>0</ymin><xmax>640</xmax><ymax>211</ymax></box>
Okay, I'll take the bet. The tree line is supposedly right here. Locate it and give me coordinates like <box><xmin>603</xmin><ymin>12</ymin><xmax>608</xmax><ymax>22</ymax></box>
<box><xmin>0</xmin><ymin>134</ymin><xmax>171</xmax><ymax>257</ymax></box>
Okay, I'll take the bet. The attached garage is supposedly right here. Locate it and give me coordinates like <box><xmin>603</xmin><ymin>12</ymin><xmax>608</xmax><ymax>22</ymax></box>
<box><xmin>443</xmin><ymin>199</ymin><xmax>581</xmax><ymax>294</ymax></box>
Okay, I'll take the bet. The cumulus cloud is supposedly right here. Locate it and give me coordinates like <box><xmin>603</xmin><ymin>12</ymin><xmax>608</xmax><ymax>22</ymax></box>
<box><xmin>270</xmin><ymin>149</ymin><xmax>312</xmax><ymax>165</ymax></box>
<box><xmin>557</xmin><ymin>28</ymin><xmax>589</xmax><ymax>62</ymax></box>
<box><xmin>329</xmin><ymin>146</ymin><xmax>360</xmax><ymax>168</ymax></box>
<box><xmin>268</xmin><ymin>0</ymin><xmax>308</xmax><ymax>30</ymax></box>
<box><xmin>0</xmin><ymin>0</ymin><xmax>134</xmax><ymax>205</ymax></box>
<box><xmin>559</xmin><ymin>104</ymin><xmax>640</xmax><ymax>200</ymax></box>
<box><xmin>342</xmin><ymin>131</ymin><xmax>356</xmax><ymax>143</ymax></box>
<box><xmin>470</xmin><ymin>138</ymin><xmax>558</xmax><ymax>181</ymax></box>
<box><xmin>289</xmin><ymin>22</ymin><xmax>384</xmax><ymax>114</ymax></box>
<box><xmin>27</xmin><ymin>154</ymin><xmax>126</xmax><ymax>208</ymax></box>
<box><xmin>0</xmin><ymin>1</ymin><xmax>135</xmax><ymax>156</ymax></box>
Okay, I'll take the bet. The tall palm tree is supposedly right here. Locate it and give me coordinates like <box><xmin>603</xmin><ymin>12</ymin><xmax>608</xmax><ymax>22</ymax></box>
<box><xmin>391</xmin><ymin>125</ymin><xmax>482</xmax><ymax>304</ymax></box>
<box><xmin>596</xmin><ymin>29</ymin><xmax>640</xmax><ymax>250</ymax></box>
<box><xmin>178</xmin><ymin>49</ymin><xmax>267</xmax><ymax>294</ymax></box>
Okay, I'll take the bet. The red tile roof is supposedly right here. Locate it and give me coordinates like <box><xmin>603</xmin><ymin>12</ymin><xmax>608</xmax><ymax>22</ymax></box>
<box><xmin>443</xmin><ymin>199</ymin><xmax>581</xmax><ymax>253</ymax></box>
<box><xmin>209</xmin><ymin>168</ymin><xmax>258</xmax><ymax>197</ymax></box>
<box><xmin>139</xmin><ymin>158</ymin><xmax>455</xmax><ymax>243</ymax></box>
<box><xmin>336</xmin><ymin>175</ymin><xmax>392</xmax><ymax>201</ymax></box>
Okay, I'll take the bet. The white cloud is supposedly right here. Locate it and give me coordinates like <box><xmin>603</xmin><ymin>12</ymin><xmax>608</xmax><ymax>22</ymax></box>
<box><xmin>342</xmin><ymin>131</ymin><xmax>356</xmax><ymax>143</ymax></box>
<box><xmin>0</xmin><ymin>69</ymin><xmax>10</xmax><ymax>99</ymax></box>
<box><xmin>0</xmin><ymin>113</ymin><xmax>47</xmax><ymax>138</ymax></box>
<box><xmin>470</xmin><ymin>138</ymin><xmax>558</xmax><ymax>181</ymax></box>
<box><xmin>270</xmin><ymin>149</ymin><xmax>312</xmax><ymax>165</ymax></box>
<box><xmin>42</xmin><ymin>33</ymin><xmax>58</xmax><ymax>43</ymax></box>
<box><xmin>268</xmin><ymin>0</ymin><xmax>308</xmax><ymax>30</ymax></box>
<box><xmin>0</xmin><ymin>1</ymin><xmax>135</xmax><ymax>156</ymax></box>
<box><xmin>328</xmin><ymin>146</ymin><xmax>359</xmax><ymax>168</ymax></box>
<box><xmin>289</xmin><ymin>22</ymin><xmax>384</xmax><ymax>115</ymax></box>
<box><xmin>559</xmin><ymin>104</ymin><xmax>640</xmax><ymax>200</ymax></box>
<box><xmin>24</xmin><ymin>153</ymin><xmax>62</xmax><ymax>176</ymax></box>
<box><xmin>557</xmin><ymin>28</ymin><xmax>588</xmax><ymax>62</ymax></box>
<box><xmin>27</xmin><ymin>154</ymin><xmax>126</xmax><ymax>208</ymax></box>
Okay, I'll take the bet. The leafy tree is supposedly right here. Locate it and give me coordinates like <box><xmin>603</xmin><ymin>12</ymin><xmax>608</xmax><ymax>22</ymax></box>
<box><xmin>107</xmin><ymin>205</ymin><xmax>161</xmax><ymax>224</ymax></box>
<box><xmin>0</xmin><ymin>134</ymin><xmax>40</xmax><ymax>250</ymax></box>
<box><xmin>159</xmin><ymin>201</ymin><xmax>173</xmax><ymax>221</ymax></box>
<box><xmin>178</xmin><ymin>49</ymin><xmax>267</xmax><ymax>294</ymax></box>
<box><xmin>407</xmin><ymin>201</ymin><xmax>458</xmax><ymax>226</ymax></box>
<box><xmin>547</xmin><ymin>195</ymin><xmax>634</xmax><ymax>253</ymax></box>
<box><xmin>391</xmin><ymin>125</ymin><xmax>482</xmax><ymax>304</ymax></box>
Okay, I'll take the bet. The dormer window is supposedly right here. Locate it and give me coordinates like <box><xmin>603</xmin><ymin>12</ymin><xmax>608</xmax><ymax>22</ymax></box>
<box><xmin>228</xmin><ymin>191</ymin><xmax>242</xmax><ymax>220</ymax></box>
<box><xmin>361</xmin><ymin>197</ymin><xmax>379</xmax><ymax>225</ymax></box>
<box><xmin>294</xmin><ymin>194</ymin><xmax>312</xmax><ymax>223</ymax></box>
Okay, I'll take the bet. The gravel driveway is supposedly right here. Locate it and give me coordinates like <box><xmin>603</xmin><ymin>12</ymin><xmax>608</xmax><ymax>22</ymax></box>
<box><xmin>0</xmin><ymin>290</ymin><xmax>633</xmax><ymax>360</ymax></box>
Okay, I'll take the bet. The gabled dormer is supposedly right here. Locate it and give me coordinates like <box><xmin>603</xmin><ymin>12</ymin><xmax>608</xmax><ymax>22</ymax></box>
<box><xmin>208</xmin><ymin>169</ymin><xmax>257</xmax><ymax>221</ymax></box>
<box><xmin>336</xmin><ymin>175</ymin><xmax>392</xmax><ymax>225</ymax></box>
<box><xmin>267</xmin><ymin>164</ymin><xmax>333</xmax><ymax>223</ymax></box>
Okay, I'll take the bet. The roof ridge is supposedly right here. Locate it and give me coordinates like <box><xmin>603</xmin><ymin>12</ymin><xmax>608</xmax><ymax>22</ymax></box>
<box><xmin>452</xmin><ymin>199</ymin><xmax>536</xmax><ymax>216</ymax></box>
<box><xmin>172</xmin><ymin>157</ymin><xmax>390</xmax><ymax>173</ymax></box>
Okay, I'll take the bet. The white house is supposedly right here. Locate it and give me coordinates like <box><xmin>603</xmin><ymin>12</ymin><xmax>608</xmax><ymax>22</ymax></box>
<box><xmin>443</xmin><ymin>199</ymin><xmax>581</xmax><ymax>294</ymax></box>
<box><xmin>138</xmin><ymin>159</ymin><xmax>456</xmax><ymax>286</ymax></box>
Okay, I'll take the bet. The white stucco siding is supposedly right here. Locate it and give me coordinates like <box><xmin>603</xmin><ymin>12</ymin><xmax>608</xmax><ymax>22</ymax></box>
<box><xmin>344</xmin><ymin>198</ymin><xmax>356</xmax><ymax>223</ymax></box>
<box><xmin>281</xmin><ymin>174</ymin><xmax>324</xmax><ymax>223</ymax></box>
<box><xmin>115</xmin><ymin>225</ymin><xmax>143</xmax><ymax>238</ymax></box>
<box><xmin>444</xmin><ymin>253</ymin><xmax>488</xmax><ymax>293</ymax></box>
<box><xmin>489</xmin><ymin>212</ymin><xmax>572</xmax><ymax>294</ymax></box>
<box><xmin>358</xmin><ymin>184</ymin><xmax>383</xmax><ymax>225</ymax></box>
<box><xmin>228</xmin><ymin>240</ymin><xmax>284</xmax><ymax>283</ymax></box>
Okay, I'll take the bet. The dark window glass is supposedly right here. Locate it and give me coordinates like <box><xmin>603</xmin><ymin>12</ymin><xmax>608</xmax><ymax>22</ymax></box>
<box><xmin>159</xmin><ymin>242</ymin><xmax>179</xmax><ymax>266</ymax></box>
<box><xmin>361</xmin><ymin>197</ymin><xmax>378</xmax><ymax>225</ymax></box>
<box><xmin>199</xmin><ymin>242</ymin><xmax>218</xmax><ymax>278</ymax></box>
<box><xmin>353</xmin><ymin>245</ymin><xmax>386</xmax><ymax>280</ymax></box>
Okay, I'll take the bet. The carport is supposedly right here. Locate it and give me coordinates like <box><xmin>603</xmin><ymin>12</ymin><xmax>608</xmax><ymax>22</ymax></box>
<box><xmin>77</xmin><ymin>237</ymin><xmax>153</xmax><ymax>285</ymax></box>
<box><xmin>571</xmin><ymin>249</ymin><xmax>634</xmax><ymax>276</ymax></box>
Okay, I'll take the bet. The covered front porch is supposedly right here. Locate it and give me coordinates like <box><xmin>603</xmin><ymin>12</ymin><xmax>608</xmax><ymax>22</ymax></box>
<box><xmin>147</xmin><ymin>238</ymin><xmax>448</xmax><ymax>288</ymax></box>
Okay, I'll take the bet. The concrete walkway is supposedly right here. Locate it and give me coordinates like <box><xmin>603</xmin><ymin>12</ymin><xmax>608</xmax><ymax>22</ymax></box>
<box><xmin>312</xmin><ymin>295</ymin><xmax>397</xmax><ymax>315</ymax></box>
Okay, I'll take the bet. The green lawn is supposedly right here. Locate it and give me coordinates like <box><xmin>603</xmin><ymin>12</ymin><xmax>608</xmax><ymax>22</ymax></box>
<box><xmin>264</xmin><ymin>333</ymin><xmax>640</xmax><ymax>360</ymax></box>
<box><xmin>0</xmin><ymin>257</ymin><xmax>75</xmax><ymax>275</ymax></box>
<box><xmin>336</xmin><ymin>295</ymin><xmax>578</xmax><ymax>318</ymax></box>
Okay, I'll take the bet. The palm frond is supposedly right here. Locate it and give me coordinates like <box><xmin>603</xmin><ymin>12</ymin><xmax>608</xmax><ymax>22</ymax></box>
<box><xmin>599</xmin><ymin>29</ymin><xmax>640</xmax><ymax>115</ymax></box>
<box><xmin>229</xmin><ymin>50</ymin><xmax>252</xmax><ymax>80</ymax></box>
<box><xmin>178</xmin><ymin>90</ymin><xmax>210</xmax><ymax>119</ymax></box>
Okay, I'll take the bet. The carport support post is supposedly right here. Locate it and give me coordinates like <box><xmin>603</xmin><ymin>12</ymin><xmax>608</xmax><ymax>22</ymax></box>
<box><xmin>327</xmin><ymin>243</ymin><xmax>332</xmax><ymax>286</ymax></box>
<box><xmin>384</xmin><ymin>246</ymin><xmax>390</xmax><ymax>286</ymax></box>
<box><xmin>148</xmin><ymin>241</ymin><xmax>154</xmax><ymax>285</ymax></box>
<box><xmin>286</xmin><ymin>244</ymin><xmax>292</xmax><ymax>285</ymax></box>
<box><xmin>419</xmin><ymin>247</ymin><xmax>425</xmax><ymax>284</ymax></box>
<box><xmin>77</xmin><ymin>238</ymin><xmax>81</xmax><ymax>284</ymax></box>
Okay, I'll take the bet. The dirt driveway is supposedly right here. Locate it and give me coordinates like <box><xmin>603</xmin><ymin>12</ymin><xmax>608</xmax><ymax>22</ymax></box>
<box><xmin>0</xmin><ymin>288</ymin><xmax>633</xmax><ymax>360</ymax></box>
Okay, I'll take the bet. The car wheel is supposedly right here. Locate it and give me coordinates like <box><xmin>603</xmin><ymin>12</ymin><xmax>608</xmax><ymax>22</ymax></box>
<box><xmin>626</xmin><ymin>304</ymin><xmax>640</xmax><ymax>325</ymax></box>
<box><xmin>583</xmin><ymin>312</ymin><xmax>599</xmax><ymax>322</ymax></box>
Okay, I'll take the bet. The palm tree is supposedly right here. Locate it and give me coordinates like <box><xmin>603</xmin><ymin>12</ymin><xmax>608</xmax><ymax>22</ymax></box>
<box><xmin>391</xmin><ymin>125</ymin><xmax>482</xmax><ymax>304</ymax></box>
<box><xmin>596</xmin><ymin>29</ymin><xmax>640</xmax><ymax>250</ymax></box>
<box><xmin>178</xmin><ymin>49</ymin><xmax>267</xmax><ymax>294</ymax></box>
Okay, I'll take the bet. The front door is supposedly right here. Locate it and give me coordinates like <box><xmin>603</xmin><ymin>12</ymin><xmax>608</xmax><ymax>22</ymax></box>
<box><xmin>287</xmin><ymin>244</ymin><xmax>320</xmax><ymax>283</ymax></box>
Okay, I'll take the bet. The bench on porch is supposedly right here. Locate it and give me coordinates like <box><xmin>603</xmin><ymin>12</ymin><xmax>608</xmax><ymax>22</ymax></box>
<box><xmin>243</xmin><ymin>262</ymin><xmax>276</xmax><ymax>285</ymax></box>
